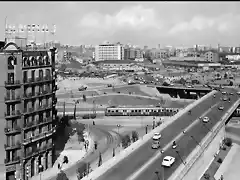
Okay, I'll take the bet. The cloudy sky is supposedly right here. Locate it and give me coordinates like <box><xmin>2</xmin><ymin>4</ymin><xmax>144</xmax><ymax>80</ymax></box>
<box><xmin>0</xmin><ymin>2</ymin><xmax>240</xmax><ymax>48</ymax></box>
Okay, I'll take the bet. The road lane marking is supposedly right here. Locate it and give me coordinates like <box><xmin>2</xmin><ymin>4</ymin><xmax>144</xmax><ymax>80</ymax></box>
<box><xmin>126</xmin><ymin>102</ymin><xmax>221</xmax><ymax>180</ymax></box>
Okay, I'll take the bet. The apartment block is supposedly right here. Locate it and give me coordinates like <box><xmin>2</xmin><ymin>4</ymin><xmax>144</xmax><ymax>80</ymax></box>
<box><xmin>95</xmin><ymin>42</ymin><xmax>124</xmax><ymax>61</ymax></box>
<box><xmin>0</xmin><ymin>42</ymin><xmax>58</xmax><ymax>180</ymax></box>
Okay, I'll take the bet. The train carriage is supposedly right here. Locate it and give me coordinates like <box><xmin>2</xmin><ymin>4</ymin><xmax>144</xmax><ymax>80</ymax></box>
<box><xmin>105</xmin><ymin>106</ymin><xmax>181</xmax><ymax>116</ymax></box>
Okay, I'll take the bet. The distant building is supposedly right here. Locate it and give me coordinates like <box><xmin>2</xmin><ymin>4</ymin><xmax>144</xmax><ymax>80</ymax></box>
<box><xmin>204</xmin><ymin>50</ymin><xmax>219</xmax><ymax>62</ymax></box>
<box><xmin>95</xmin><ymin>42</ymin><xmax>124</xmax><ymax>61</ymax></box>
<box><xmin>94</xmin><ymin>60</ymin><xmax>143</xmax><ymax>71</ymax></box>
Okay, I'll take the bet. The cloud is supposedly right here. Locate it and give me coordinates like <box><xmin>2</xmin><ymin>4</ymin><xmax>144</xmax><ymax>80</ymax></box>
<box><xmin>169</xmin><ymin>13</ymin><xmax>240</xmax><ymax>35</ymax></box>
<box><xmin>78</xmin><ymin>5</ymin><xmax>162</xmax><ymax>36</ymax></box>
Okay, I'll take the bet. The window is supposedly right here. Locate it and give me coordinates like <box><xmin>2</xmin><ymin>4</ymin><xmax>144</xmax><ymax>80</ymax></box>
<box><xmin>8</xmin><ymin>56</ymin><xmax>17</xmax><ymax>70</ymax></box>
<box><xmin>8</xmin><ymin>73</ymin><xmax>14</xmax><ymax>83</ymax></box>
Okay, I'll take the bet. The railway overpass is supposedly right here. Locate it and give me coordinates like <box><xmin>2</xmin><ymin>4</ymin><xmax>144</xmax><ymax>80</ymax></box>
<box><xmin>153</xmin><ymin>85</ymin><xmax>211</xmax><ymax>99</ymax></box>
<box><xmin>84</xmin><ymin>88</ymin><xmax>240</xmax><ymax>180</ymax></box>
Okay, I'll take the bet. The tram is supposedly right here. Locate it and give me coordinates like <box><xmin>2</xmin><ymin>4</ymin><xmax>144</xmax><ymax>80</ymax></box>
<box><xmin>105</xmin><ymin>106</ymin><xmax>181</xmax><ymax>116</ymax></box>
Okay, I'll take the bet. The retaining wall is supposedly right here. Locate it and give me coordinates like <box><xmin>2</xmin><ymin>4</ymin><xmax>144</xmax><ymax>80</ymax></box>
<box><xmin>169</xmin><ymin>97</ymin><xmax>240</xmax><ymax>180</ymax></box>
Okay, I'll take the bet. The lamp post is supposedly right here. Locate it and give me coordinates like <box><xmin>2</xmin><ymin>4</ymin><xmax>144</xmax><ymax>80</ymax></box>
<box><xmin>39</xmin><ymin>164</ymin><xmax>43</xmax><ymax>180</ymax></box>
<box><xmin>155</xmin><ymin>171</ymin><xmax>160</xmax><ymax>180</ymax></box>
<box><xmin>117</xmin><ymin>124</ymin><xmax>120</xmax><ymax>134</ymax></box>
<box><xmin>176</xmin><ymin>150</ymin><xmax>186</xmax><ymax>165</ymax></box>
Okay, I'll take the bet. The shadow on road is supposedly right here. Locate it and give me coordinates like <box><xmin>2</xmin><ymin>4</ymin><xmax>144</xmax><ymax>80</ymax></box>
<box><xmin>54</xmin><ymin>116</ymin><xmax>85</xmax><ymax>164</ymax></box>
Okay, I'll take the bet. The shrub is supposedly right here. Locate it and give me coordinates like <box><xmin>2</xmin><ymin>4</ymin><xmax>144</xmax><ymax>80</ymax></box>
<box><xmin>131</xmin><ymin>131</ymin><xmax>139</xmax><ymax>142</ymax></box>
<box><xmin>223</xmin><ymin>137</ymin><xmax>232</xmax><ymax>147</ymax></box>
<box><xmin>203</xmin><ymin>173</ymin><xmax>210</xmax><ymax>180</ymax></box>
<box><xmin>121</xmin><ymin>134</ymin><xmax>131</xmax><ymax>148</ymax></box>
<box><xmin>56</xmin><ymin>170</ymin><xmax>69</xmax><ymax>180</ymax></box>
<box><xmin>217</xmin><ymin>158</ymin><xmax>223</xmax><ymax>163</ymax></box>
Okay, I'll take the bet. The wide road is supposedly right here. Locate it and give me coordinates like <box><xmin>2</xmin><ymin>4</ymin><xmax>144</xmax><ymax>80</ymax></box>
<box><xmin>96</xmin><ymin>88</ymin><xmax>239</xmax><ymax>180</ymax></box>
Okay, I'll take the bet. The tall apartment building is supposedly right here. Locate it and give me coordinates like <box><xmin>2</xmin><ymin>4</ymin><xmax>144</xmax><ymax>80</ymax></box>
<box><xmin>95</xmin><ymin>42</ymin><xmax>124</xmax><ymax>61</ymax></box>
<box><xmin>0</xmin><ymin>42</ymin><xmax>58</xmax><ymax>180</ymax></box>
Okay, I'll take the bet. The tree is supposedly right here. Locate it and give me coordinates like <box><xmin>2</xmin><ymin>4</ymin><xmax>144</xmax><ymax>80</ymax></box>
<box><xmin>82</xmin><ymin>94</ymin><xmax>87</xmax><ymax>102</ymax></box>
<box><xmin>229</xmin><ymin>81</ymin><xmax>233</xmax><ymax>86</ymax></box>
<box><xmin>224</xmin><ymin>73</ymin><xmax>228</xmax><ymax>79</ymax></box>
<box><xmin>131</xmin><ymin>131</ymin><xmax>139</xmax><ymax>142</ymax></box>
<box><xmin>56</xmin><ymin>170</ymin><xmax>69</xmax><ymax>180</ymax></box>
<box><xmin>121</xmin><ymin>134</ymin><xmax>131</xmax><ymax>148</ymax></box>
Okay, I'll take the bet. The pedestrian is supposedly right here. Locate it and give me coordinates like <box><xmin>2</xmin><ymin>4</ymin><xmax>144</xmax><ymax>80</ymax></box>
<box><xmin>58</xmin><ymin>163</ymin><xmax>60</xmax><ymax>169</ymax></box>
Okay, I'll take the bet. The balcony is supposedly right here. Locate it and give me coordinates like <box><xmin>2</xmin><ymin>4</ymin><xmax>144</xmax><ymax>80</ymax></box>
<box><xmin>23</xmin><ymin>76</ymin><xmax>53</xmax><ymax>85</ymax></box>
<box><xmin>23</xmin><ymin>127</ymin><xmax>56</xmax><ymax>146</ymax></box>
<box><xmin>4</xmin><ymin>95</ymin><xmax>21</xmax><ymax>103</ymax></box>
<box><xmin>22</xmin><ymin>90</ymin><xmax>52</xmax><ymax>100</ymax></box>
<box><xmin>23</xmin><ymin>107</ymin><xmax>35</xmax><ymax>115</ymax></box>
<box><xmin>24</xmin><ymin>143</ymin><xmax>54</xmax><ymax>159</ymax></box>
<box><xmin>4</xmin><ymin>141</ymin><xmax>21</xmax><ymax>150</ymax></box>
<box><xmin>4</xmin><ymin>156</ymin><xmax>20</xmax><ymax>165</ymax></box>
<box><xmin>4</xmin><ymin>110</ymin><xmax>21</xmax><ymax>119</ymax></box>
<box><xmin>5</xmin><ymin>80</ymin><xmax>21</xmax><ymax>88</ymax></box>
<box><xmin>24</xmin><ymin>117</ymin><xmax>53</xmax><ymax>130</ymax></box>
<box><xmin>22</xmin><ymin>61</ymin><xmax>52</xmax><ymax>70</ymax></box>
<box><xmin>4</xmin><ymin>125</ymin><xmax>21</xmax><ymax>135</ymax></box>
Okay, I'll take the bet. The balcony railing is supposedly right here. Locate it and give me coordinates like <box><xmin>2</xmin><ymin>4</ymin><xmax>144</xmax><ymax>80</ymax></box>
<box><xmin>4</xmin><ymin>156</ymin><xmax>20</xmax><ymax>165</ymax></box>
<box><xmin>24</xmin><ymin>143</ymin><xmax>54</xmax><ymax>159</ymax></box>
<box><xmin>22</xmin><ymin>61</ymin><xmax>52</xmax><ymax>69</ymax></box>
<box><xmin>23</xmin><ymin>127</ymin><xmax>56</xmax><ymax>145</ymax></box>
<box><xmin>4</xmin><ymin>95</ymin><xmax>21</xmax><ymax>103</ymax></box>
<box><xmin>4</xmin><ymin>110</ymin><xmax>21</xmax><ymax>119</ymax></box>
<box><xmin>24</xmin><ymin>117</ymin><xmax>52</xmax><ymax>130</ymax></box>
<box><xmin>4</xmin><ymin>125</ymin><xmax>21</xmax><ymax>135</ymax></box>
<box><xmin>4</xmin><ymin>141</ymin><xmax>21</xmax><ymax>150</ymax></box>
<box><xmin>23</xmin><ymin>76</ymin><xmax>53</xmax><ymax>85</ymax></box>
<box><xmin>5</xmin><ymin>80</ymin><xmax>21</xmax><ymax>87</ymax></box>
<box><xmin>23</xmin><ymin>90</ymin><xmax>52</xmax><ymax>100</ymax></box>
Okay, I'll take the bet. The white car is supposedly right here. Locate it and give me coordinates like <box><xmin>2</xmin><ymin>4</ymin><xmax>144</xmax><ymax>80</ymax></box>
<box><xmin>223</xmin><ymin>97</ymin><xmax>228</xmax><ymax>101</ymax></box>
<box><xmin>202</xmin><ymin>116</ymin><xmax>210</xmax><ymax>123</ymax></box>
<box><xmin>222</xmin><ymin>91</ymin><xmax>227</xmax><ymax>95</ymax></box>
<box><xmin>218</xmin><ymin>106</ymin><xmax>224</xmax><ymax>110</ymax></box>
<box><xmin>237</xmin><ymin>92</ymin><xmax>240</xmax><ymax>95</ymax></box>
<box><xmin>153</xmin><ymin>133</ymin><xmax>162</xmax><ymax>140</ymax></box>
<box><xmin>162</xmin><ymin>156</ymin><xmax>175</xmax><ymax>167</ymax></box>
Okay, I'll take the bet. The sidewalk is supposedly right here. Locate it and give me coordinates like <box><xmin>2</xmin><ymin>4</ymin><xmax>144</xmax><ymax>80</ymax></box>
<box><xmin>30</xmin><ymin>131</ymin><xmax>94</xmax><ymax>180</ymax></box>
<box><xmin>214</xmin><ymin>144</ymin><xmax>240</xmax><ymax>180</ymax></box>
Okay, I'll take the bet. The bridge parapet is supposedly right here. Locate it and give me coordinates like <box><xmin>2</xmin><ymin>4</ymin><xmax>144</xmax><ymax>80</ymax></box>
<box><xmin>169</xmin><ymin>97</ymin><xmax>240</xmax><ymax>180</ymax></box>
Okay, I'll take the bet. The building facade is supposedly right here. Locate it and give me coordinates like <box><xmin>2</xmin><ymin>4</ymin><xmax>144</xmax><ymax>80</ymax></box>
<box><xmin>95</xmin><ymin>42</ymin><xmax>124</xmax><ymax>61</ymax></box>
<box><xmin>204</xmin><ymin>51</ymin><xmax>219</xmax><ymax>62</ymax></box>
<box><xmin>1</xmin><ymin>42</ymin><xmax>57</xmax><ymax>180</ymax></box>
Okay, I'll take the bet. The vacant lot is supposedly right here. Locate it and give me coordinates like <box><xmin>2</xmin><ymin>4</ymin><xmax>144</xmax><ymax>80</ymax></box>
<box><xmin>84</xmin><ymin>94</ymin><xmax>190</xmax><ymax>108</ymax></box>
<box><xmin>99</xmin><ymin>85</ymin><xmax>150</xmax><ymax>97</ymax></box>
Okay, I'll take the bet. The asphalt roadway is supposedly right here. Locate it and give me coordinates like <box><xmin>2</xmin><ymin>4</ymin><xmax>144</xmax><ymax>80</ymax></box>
<box><xmin>96</xmin><ymin>88</ymin><xmax>239</xmax><ymax>180</ymax></box>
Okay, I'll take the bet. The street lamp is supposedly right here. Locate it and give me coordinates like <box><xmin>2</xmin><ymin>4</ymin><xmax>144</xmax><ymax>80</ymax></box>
<box><xmin>117</xmin><ymin>124</ymin><xmax>120</xmax><ymax>134</ymax></box>
<box><xmin>39</xmin><ymin>165</ymin><xmax>43</xmax><ymax>180</ymax></box>
<box><xmin>155</xmin><ymin>171</ymin><xmax>160</xmax><ymax>180</ymax></box>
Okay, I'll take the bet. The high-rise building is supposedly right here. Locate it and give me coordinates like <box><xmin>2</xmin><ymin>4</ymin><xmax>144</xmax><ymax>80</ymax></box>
<box><xmin>95</xmin><ymin>42</ymin><xmax>124</xmax><ymax>61</ymax></box>
<box><xmin>0</xmin><ymin>41</ymin><xmax>58</xmax><ymax>180</ymax></box>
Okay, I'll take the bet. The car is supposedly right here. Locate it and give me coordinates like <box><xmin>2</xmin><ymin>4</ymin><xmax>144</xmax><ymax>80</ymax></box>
<box><xmin>202</xmin><ymin>116</ymin><xmax>210</xmax><ymax>123</ymax></box>
<box><xmin>218</xmin><ymin>106</ymin><xmax>224</xmax><ymax>110</ymax></box>
<box><xmin>222</xmin><ymin>91</ymin><xmax>227</xmax><ymax>95</ymax></box>
<box><xmin>153</xmin><ymin>133</ymin><xmax>162</xmax><ymax>140</ymax></box>
<box><xmin>162</xmin><ymin>156</ymin><xmax>175</xmax><ymax>167</ymax></box>
<box><xmin>223</xmin><ymin>97</ymin><xmax>228</xmax><ymax>101</ymax></box>
<box><xmin>230</xmin><ymin>92</ymin><xmax>234</xmax><ymax>95</ymax></box>
<box><xmin>152</xmin><ymin>141</ymin><xmax>160</xmax><ymax>149</ymax></box>
<box><xmin>237</xmin><ymin>92</ymin><xmax>240</xmax><ymax>95</ymax></box>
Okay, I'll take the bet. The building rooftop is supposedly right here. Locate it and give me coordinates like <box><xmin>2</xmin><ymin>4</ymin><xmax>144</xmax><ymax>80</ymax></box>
<box><xmin>94</xmin><ymin>60</ymin><xmax>136</xmax><ymax>64</ymax></box>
